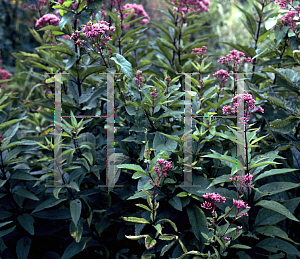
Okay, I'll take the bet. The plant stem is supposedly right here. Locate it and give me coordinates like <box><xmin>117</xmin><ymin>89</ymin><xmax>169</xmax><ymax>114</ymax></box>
<box><xmin>250</xmin><ymin>1</ymin><xmax>265</xmax><ymax>84</ymax></box>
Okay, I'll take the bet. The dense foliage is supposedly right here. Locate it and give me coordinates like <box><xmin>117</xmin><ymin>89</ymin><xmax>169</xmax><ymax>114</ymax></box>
<box><xmin>0</xmin><ymin>0</ymin><xmax>300</xmax><ymax>258</ymax></box>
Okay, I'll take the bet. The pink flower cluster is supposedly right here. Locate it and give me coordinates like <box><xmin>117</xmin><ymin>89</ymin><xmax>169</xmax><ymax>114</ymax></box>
<box><xmin>144</xmin><ymin>149</ymin><xmax>151</xmax><ymax>157</ymax></box>
<box><xmin>0</xmin><ymin>69</ymin><xmax>12</xmax><ymax>88</ymax></box>
<box><xmin>119</xmin><ymin>3</ymin><xmax>150</xmax><ymax>29</ymax></box>
<box><xmin>277</xmin><ymin>10</ymin><xmax>298</xmax><ymax>31</ymax></box>
<box><xmin>149</xmin><ymin>158</ymin><xmax>172</xmax><ymax>187</ymax></box>
<box><xmin>23</xmin><ymin>0</ymin><xmax>48</xmax><ymax>10</ymax></box>
<box><xmin>151</xmin><ymin>89</ymin><xmax>157</xmax><ymax>99</ymax></box>
<box><xmin>217</xmin><ymin>50</ymin><xmax>253</xmax><ymax>73</ymax></box>
<box><xmin>192</xmin><ymin>46</ymin><xmax>207</xmax><ymax>57</ymax></box>
<box><xmin>201</xmin><ymin>193</ymin><xmax>226</xmax><ymax>215</ymax></box>
<box><xmin>222</xmin><ymin>93</ymin><xmax>264</xmax><ymax>128</ymax></box>
<box><xmin>35</xmin><ymin>14</ymin><xmax>60</xmax><ymax>28</ymax></box>
<box><xmin>230</xmin><ymin>173</ymin><xmax>253</xmax><ymax>193</ymax></box>
<box><xmin>135</xmin><ymin>70</ymin><xmax>144</xmax><ymax>90</ymax></box>
<box><xmin>171</xmin><ymin>0</ymin><xmax>210</xmax><ymax>15</ymax></box>
<box><xmin>70</xmin><ymin>21</ymin><xmax>115</xmax><ymax>51</ymax></box>
<box><xmin>275</xmin><ymin>0</ymin><xmax>292</xmax><ymax>9</ymax></box>
<box><xmin>213</xmin><ymin>69</ymin><xmax>230</xmax><ymax>86</ymax></box>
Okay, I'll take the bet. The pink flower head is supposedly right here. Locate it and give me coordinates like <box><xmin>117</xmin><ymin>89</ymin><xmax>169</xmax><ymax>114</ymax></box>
<box><xmin>222</xmin><ymin>93</ymin><xmax>264</xmax><ymax>129</ymax></box>
<box><xmin>217</xmin><ymin>50</ymin><xmax>253</xmax><ymax>73</ymax></box>
<box><xmin>277</xmin><ymin>11</ymin><xmax>297</xmax><ymax>31</ymax></box>
<box><xmin>275</xmin><ymin>0</ymin><xmax>292</xmax><ymax>9</ymax></box>
<box><xmin>171</xmin><ymin>0</ymin><xmax>210</xmax><ymax>16</ymax></box>
<box><xmin>119</xmin><ymin>3</ymin><xmax>150</xmax><ymax>29</ymax></box>
<box><xmin>213</xmin><ymin>69</ymin><xmax>230</xmax><ymax>86</ymax></box>
<box><xmin>35</xmin><ymin>14</ymin><xmax>60</xmax><ymax>28</ymax></box>
<box><xmin>201</xmin><ymin>192</ymin><xmax>226</xmax><ymax>211</ymax></box>
<box><xmin>0</xmin><ymin>69</ymin><xmax>12</xmax><ymax>88</ymax></box>
<box><xmin>71</xmin><ymin>21</ymin><xmax>115</xmax><ymax>49</ymax></box>
<box><xmin>150</xmin><ymin>159</ymin><xmax>172</xmax><ymax>187</ymax></box>
<box><xmin>233</xmin><ymin>199</ymin><xmax>250</xmax><ymax>210</ymax></box>
<box><xmin>151</xmin><ymin>89</ymin><xmax>157</xmax><ymax>99</ymax></box>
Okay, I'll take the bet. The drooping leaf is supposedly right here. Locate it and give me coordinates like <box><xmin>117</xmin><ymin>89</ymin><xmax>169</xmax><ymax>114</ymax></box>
<box><xmin>17</xmin><ymin>214</ymin><xmax>34</xmax><ymax>235</ymax></box>
<box><xmin>255</xmin><ymin>200</ymin><xmax>300</xmax><ymax>222</ymax></box>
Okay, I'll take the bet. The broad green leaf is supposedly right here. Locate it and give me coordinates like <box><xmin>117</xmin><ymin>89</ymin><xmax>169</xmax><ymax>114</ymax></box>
<box><xmin>61</xmin><ymin>237</ymin><xmax>91</xmax><ymax>259</ymax></box>
<box><xmin>206</xmin><ymin>174</ymin><xmax>231</xmax><ymax>189</ymax></box>
<box><xmin>254</xmin><ymin>182</ymin><xmax>300</xmax><ymax>202</ymax></box>
<box><xmin>256</xmin><ymin>225</ymin><xmax>299</xmax><ymax>245</ymax></box>
<box><xmin>70</xmin><ymin>199</ymin><xmax>82</xmax><ymax>227</ymax></box>
<box><xmin>16</xmin><ymin>236</ymin><xmax>32</xmax><ymax>259</ymax></box>
<box><xmin>255</xmin><ymin>200</ymin><xmax>300</xmax><ymax>222</ymax></box>
<box><xmin>32</xmin><ymin>198</ymin><xmax>68</xmax><ymax>214</ymax></box>
<box><xmin>80</xmin><ymin>66</ymin><xmax>107</xmax><ymax>81</ymax></box>
<box><xmin>110</xmin><ymin>54</ymin><xmax>132</xmax><ymax>79</ymax></box>
<box><xmin>14</xmin><ymin>188</ymin><xmax>39</xmax><ymax>201</ymax></box>
<box><xmin>11</xmin><ymin>172</ymin><xmax>38</xmax><ymax>181</ymax></box>
<box><xmin>256</xmin><ymin>238</ymin><xmax>300</xmax><ymax>256</ymax></box>
<box><xmin>254</xmin><ymin>168</ymin><xmax>299</xmax><ymax>182</ymax></box>
<box><xmin>17</xmin><ymin>214</ymin><xmax>34</xmax><ymax>235</ymax></box>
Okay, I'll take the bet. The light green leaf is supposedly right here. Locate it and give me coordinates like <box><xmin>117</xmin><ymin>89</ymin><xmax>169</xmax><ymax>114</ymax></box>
<box><xmin>121</xmin><ymin>217</ymin><xmax>150</xmax><ymax>224</ymax></box>
<box><xmin>110</xmin><ymin>54</ymin><xmax>132</xmax><ymax>79</ymax></box>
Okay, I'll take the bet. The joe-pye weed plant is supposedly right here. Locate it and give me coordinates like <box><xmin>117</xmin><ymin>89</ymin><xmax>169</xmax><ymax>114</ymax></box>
<box><xmin>1</xmin><ymin>0</ymin><xmax>299</xmax><ymax>258</ymax></box>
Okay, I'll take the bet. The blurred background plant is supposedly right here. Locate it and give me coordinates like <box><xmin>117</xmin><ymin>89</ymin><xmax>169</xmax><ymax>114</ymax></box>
<box><xmin>0</xmin><ymin>0</ymin><xmax>280</xmax><ymax>75</ymax></box>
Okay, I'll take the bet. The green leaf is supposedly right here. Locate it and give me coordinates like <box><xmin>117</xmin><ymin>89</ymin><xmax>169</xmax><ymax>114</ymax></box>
<box><xmin>116</xmin><ymin>164</ymin><xmax>146</xmax><ymax>174</ymax></box>
<box><xmin>0</xmin><ymin>117</ymin><xmax>27</xmax><ymax>130</ymax></box>
<box><xmin>145</xmin><ymin>235</ymin><xmax>157</xmax><ymax>250</ymax></box>
<box><xmin>66</xmin><ymin>53</ymin><xmax>79</xmax><ymax>71</ymax></box>
<box><xmin>255</xmin><ymin>200</ymin><xmax>300</xmax><ymax>222</ymax></box>
<box><xmin>17</xmin><ymin>214</ymin><xmax>34</xmax><ymax>235</ymax></box>
<box><xmin>256</xmin><ymin>225</ymin><xmax>298</xmax><ymax>244</ymax></box>
<box><xmin>110</xmin><ymin>54</ymin><xmax>132</xmax><ymax>79</ymax></box>
<box><xmin>230</xmin><ymin>244</ymin><xmax>251</xmax><ymax>249</ymax></box>
<box><xmin>178</xmin><ymin>251</ymin><xmax>204</xmax><ymax>259</ymax></box>
<box><xmin>156</xmin><ymin>219</ymin><xmax>178</xmax><ymax>232</ymax></box>
<box><xmin>14</xmin><ymin>188</ymin><xmax>39</xmax><ymax>201</ymax></box>
<box><xmin>70</xmin><ymin>199</ymin><xmax>82</xmax><ymax>227</ymax></box>
<box><xmin>0</xmin><ymin>221</ymin><xmax>13</xmax><ymax>228</ymax></box>
<box><xmin>168</xmin><ymin>196</ymin><xmax>182</xmax><ymax>211</ymax></box>
<box><xmin>0</xmin><ymin>225</ymin><xmax>16</xmax><ymax>238</ymax></box>
<box><xmin>135</xmin><ymin>203</ymin><xmax>152</xmax><ymax>212</ymax></box>
<box><xmin>61</xmin><ymin>237</ymin><xmax>91</xmax><ymax>259</ymax></box>
<box><xmin>254</xmin><ymin>168</ymin><xmax>299</xmax><ymax>182</ymax></box>
<box><xmin>234</xmin><ymin>4</ymin><xmax>257</xmax><ymax>37</ymax></box>
<box><xmin>149</xmin><ymin>21</ymin><xmax>172</xmax><ymax>41</ymax></box>
<box><xmin>32</xmin><ymin>198</ymin><xmax>68</xmax><ymax>214</ymax></box>
<box><xmin>11</xmin><ymin>172</ymin><xmax>38</xmax><ymax>181</ymax></box>
<box><xmin>80</xmin><ymin>66</ymin><xmax>107</xmax><ymax>81</ymax></box>
<box><xmin>206</xmin><ymin>174</ymin><xmax>231</xmax><ymax>189</ymax></box>
<box><xmin>256</xmin><ymin>238</ymin><xmax>300</xmax><ymax>256</ymax></box>
<box><xmin>59</xmin><ymin>12</ymin><xmax>74</xmax><ymax>30</ymax></box>
<box><xmin>254</xmin><ymin>182</ymin><xmax>300</xmax><ymax>202</ymax></box>
<box><xmin>16</xmin><ymin>236</ymin><xmax>32</xmax><ymax>259</ymax></box>
<box><xmin>121</xmin><ymin>217</ymin><xmax>150</xmax><ymax>224</ymax></box>
<box><xmin>160</xmin><ymin>240</ymin><xmax>176</xmax><ymax>256</ymax></box>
